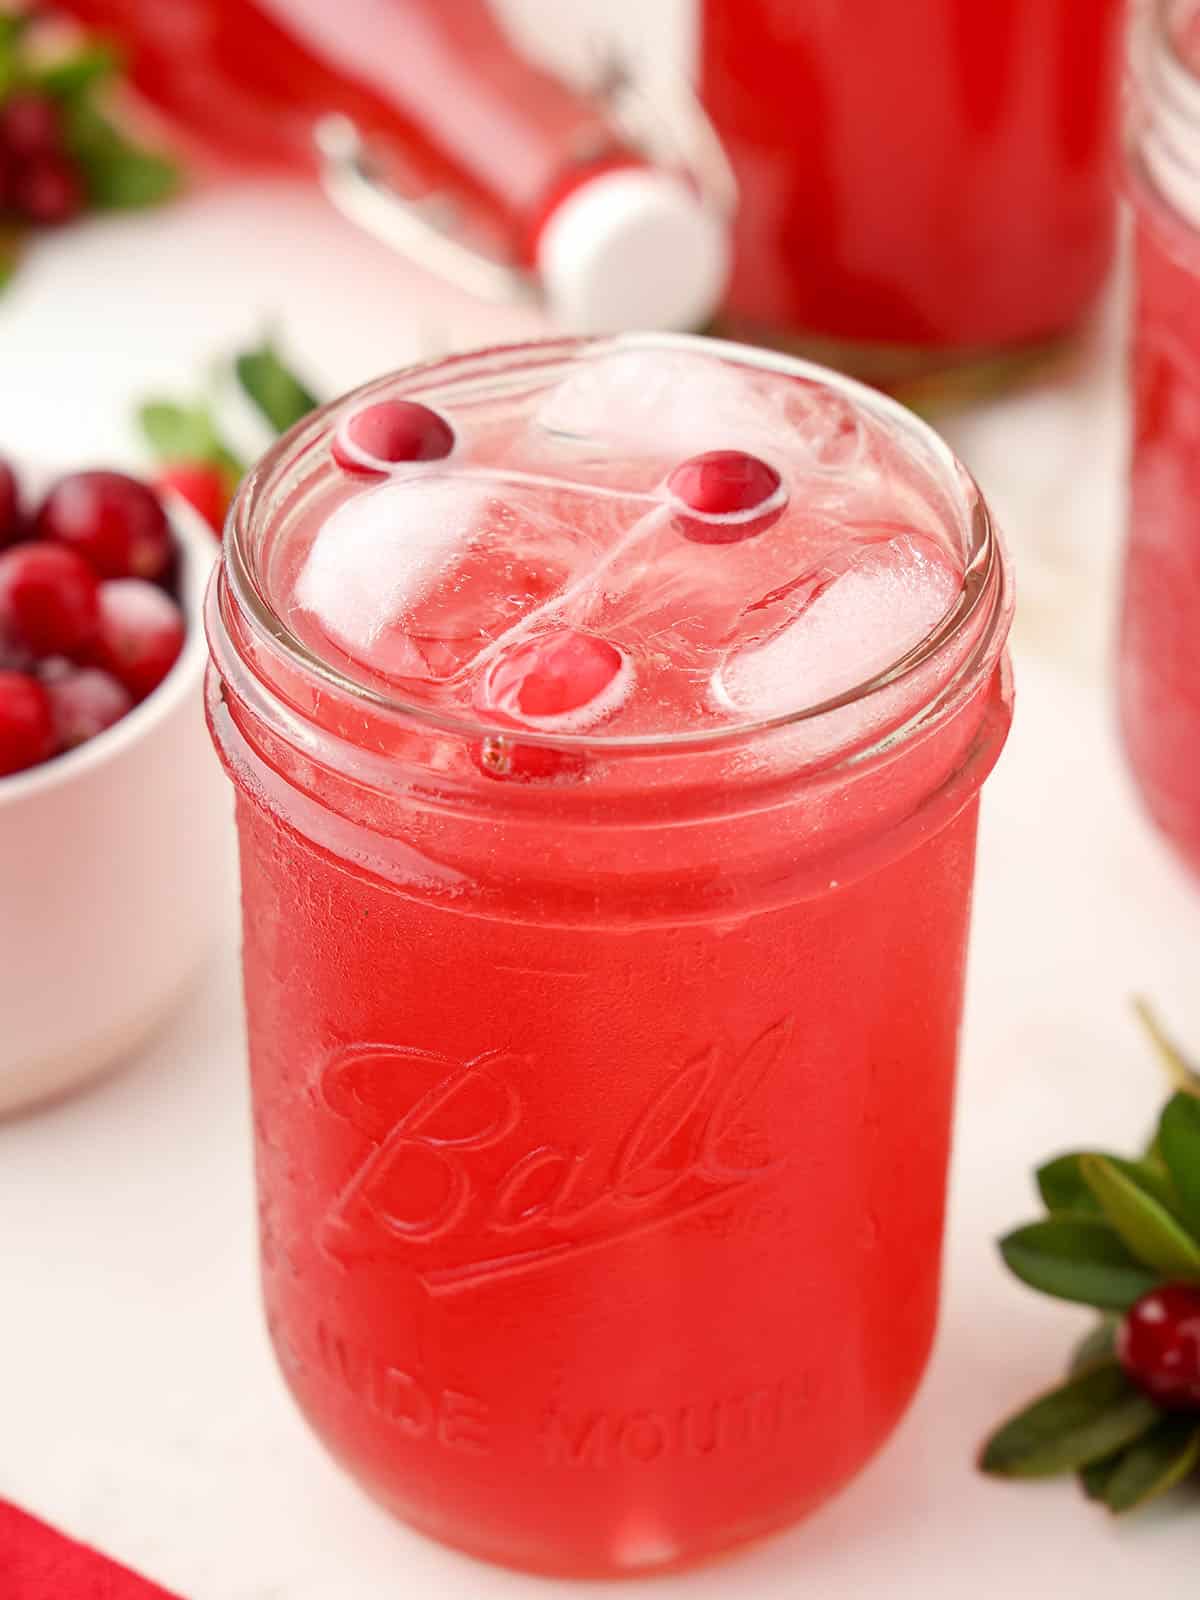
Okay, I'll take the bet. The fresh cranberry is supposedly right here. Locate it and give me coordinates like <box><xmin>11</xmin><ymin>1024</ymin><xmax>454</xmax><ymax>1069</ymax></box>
<box><xmin>44</xmin><ymin>665</ymin><xmax>133</xmax><ymax>751</ymax></box>
<box><xmin>89</xmin><ymin>578</ymin><xmax>184</xmax><ymax>701</ymax></box>
<box><xmin>332</xmin><ymin>400</ymin><xmax>456</xmax><ymax>474</ymax></box>
<box><xmin>153</xmin><ymin>462</ymin><xmax>230</xmax><ymax>536</ymax></box>
<box><xmin>0</xmin><ymin>670</ymin><xmax>54</xmax><ymax>776</ymax></box>
<box><xmin>472</xmin><ymin>630</ymin><xmax>628</xmax><ymax>782</ymax></box>
<box><xmin>0</xmin><ymin>622</ymin><xmax>32</xmax><ymax>673</ymax></box>
<box><xmin>0</xmin><ymin>459</ymin><xmax>21</xmax><ymax>546</ymax></box>
<box><xmin>1118</xmin><ymin>1283</ymin><xmax>1200</xmax><ymax>1410</ymax></box>
<box><xmin>37</xmin><ymin>471</ymin><xmax>172</xmax><ymax>581</ymax></box>
<box><xmin>666</xmin><ymin>449</ymin><xmax>786</xmax><ymax>544</ymax></box>
<box><xmin>0</xmin><ymin>543</ymin><xmax>99</xmax><ymax>658</ymax></box>
<box><xmin>479</xmin><ymin>629</ymin><xmax>628</xmax><ymax>727</ymax></box>
<box><xmin>0</xmin><ymin>92</ymin><xmax>63</xmax><ymax>160</ymax></box>
<box><xmin>12</xmin><ymin>151</ymin><xmax>86</xmax><ymax>226</ymax></box>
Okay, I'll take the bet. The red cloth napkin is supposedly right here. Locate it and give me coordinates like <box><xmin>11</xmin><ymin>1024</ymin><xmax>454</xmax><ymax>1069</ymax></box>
<box><xmin>0</xmin><ymin>1501</ymin><xmax>181</xmax><ymax>1598</ymax></box>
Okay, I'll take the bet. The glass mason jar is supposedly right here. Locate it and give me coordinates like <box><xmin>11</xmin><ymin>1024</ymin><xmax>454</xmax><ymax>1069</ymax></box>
<box><xmin>205</xmin><ymin>335</ymin><xmax>1012</xmax><ymax>1575</ymax></box>
<box><xmin>701</xmin><ymin>0</ymin><xmax>1128</xmax><ymax>384</ymax></box>
<box><xmin>1120</xmin><ymin>0</ymin><xmax>1200</xmax><ymax>881</ymax></box>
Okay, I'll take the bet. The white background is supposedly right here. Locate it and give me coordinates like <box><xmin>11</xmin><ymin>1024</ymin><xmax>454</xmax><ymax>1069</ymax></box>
<box><xmin>1</xmin><ymin>2</ymin><xmax>1198</xmax><ymax>1595</ymax></box>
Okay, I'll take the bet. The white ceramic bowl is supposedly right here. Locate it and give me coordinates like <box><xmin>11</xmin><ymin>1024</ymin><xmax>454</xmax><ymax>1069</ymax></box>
<box><xmin>0</xmin><ymin>483</ymin><xmax>227</xmax><ymax>1114</ymax></box>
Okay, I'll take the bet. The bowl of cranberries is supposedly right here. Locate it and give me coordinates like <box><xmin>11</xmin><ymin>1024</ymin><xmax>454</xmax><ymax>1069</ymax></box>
<box><xmin>0</xmin><ymin>457</ymin><xmax>226</xmax><ymax>1114</ymax></box>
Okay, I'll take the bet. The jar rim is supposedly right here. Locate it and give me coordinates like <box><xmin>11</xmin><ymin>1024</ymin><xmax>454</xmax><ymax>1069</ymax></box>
<box><xmin>217</xmin><ymin>332</ymin><xmax>1009</xmax><ymax>757</ymax></box>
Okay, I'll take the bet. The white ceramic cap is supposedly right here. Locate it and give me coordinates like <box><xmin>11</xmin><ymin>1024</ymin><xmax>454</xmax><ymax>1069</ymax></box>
<box><xmin>535</xmin><ymin>167</ymin><xmax>730</xmax><ymax>335</ymax></box>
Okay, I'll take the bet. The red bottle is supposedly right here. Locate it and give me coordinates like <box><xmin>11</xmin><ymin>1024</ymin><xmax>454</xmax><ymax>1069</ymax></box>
<box><xmin>56</xmin><ymin>0</ymin><xmax>730</xmax><ymax>332</ymax></box>
<box><xmin>700</xmin><ymin>0</ymin><xmax>1128</xmax><ymax>374</ymax></box>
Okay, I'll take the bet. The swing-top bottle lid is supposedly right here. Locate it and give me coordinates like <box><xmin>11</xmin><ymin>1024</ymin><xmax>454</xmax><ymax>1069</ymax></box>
<box><xmin>534</xmin><ymin>166</ymin><xmax>730</xmax><ymax>334</ymax></box>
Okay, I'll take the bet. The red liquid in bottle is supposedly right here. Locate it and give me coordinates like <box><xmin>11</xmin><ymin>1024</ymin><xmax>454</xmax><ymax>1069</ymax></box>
<box><xmin>59</xmin><ymin>0</ymin><xmax>608</xmax><ymax>230</ymax></box>
<box><xmin>57</xmin><ymin>0</ymin><xmax>729</xmax><ymax>331</ymax></box>
<box><xmin>700</xmin><ymin>0</ymin><xmax>1127</xmax><ymax>363</ymax></box>
<box><xmin>1119</xmin><ymin>3</ymin><xmax>1200</xmax><ymax>881</ymax></box>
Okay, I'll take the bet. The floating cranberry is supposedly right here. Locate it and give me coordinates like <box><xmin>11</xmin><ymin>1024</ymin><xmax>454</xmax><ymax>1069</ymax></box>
<box><xmin>153</xmin><ymin>462</ymin><xmax>230</xmax><ymax>536</ymax></box>
<box><xmin>44</xmin><ymin>665</ymin><xmax>133</xmax><ymax>751</ymax></box>
<box><xmin>0</xmin><ymin>543</ymin><xmax>99</xmax><ymax>658</ymax></box>
<box><xmin>0</xmin><ymin>92</ymin><xmax>63</xmax><ymax>160</ymax></box>
<box><xmin>472</xmin><ymin>629</ymin><xmax>629</xmax><ymax>782</ymax></box>
<box><xmin>0</xmin><ymin>459</ymin><xmax>21</xmax><ymax>546</ymax></box>
<box><xmin>474</xmin><ymin>734</ymin><xmax>586</xmax><ymax>784</ymax></box>
<box><xmin>89</xmin><ymin>578</ymin><xmax>185</xmax><ymax>701</ymax></box>
<box><xmin>12</xmin><ymin>151</ymin><xmax>85</xmax><ymax>226</ymax></box>
<box><xmin>37</xmin><ymin>471</ymin><xmax>172</xmax><ymax>581</ymax></box>
<box><xmin>0</xmin><ymin>670</ymin><xmax>54</xmax><ymax>776</ymax></box>
<box><xmin>332</xmin><ymin>400</ymin><xmax>455</xmax><ymax>475</ymax></box>
<box><xmin>1118</xmin><ymin>1283</ymin><xmax>1200</xmax><ymax>1410</ymax></box>
<box><xmin>666</xmin><ymin>449</ymin><xmax>785</xmax><ymax>544</ymax></box>
<box><xmin>479</xmin><ymin>629</ymin><xmax>629</xmax><ymax>728</ymax></box>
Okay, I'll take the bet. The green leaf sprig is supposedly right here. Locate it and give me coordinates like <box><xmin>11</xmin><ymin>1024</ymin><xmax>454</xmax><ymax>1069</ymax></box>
<box><xmin>980</xmin><ymin>1004</ymin><xmax>1200</xmax><ymax>1516</ymax></box>
<box><xmin>137</xmin><ymin>336</ymin><xmax>321</xmax><ymax>488</ymax></box>
<box><xmin>234</xmin><ymin>340</ymin><xmax>321</xmax><ymax>436</ymax></box>
<box><xmin>0</xmin><ymin>11</ymin><xmax>180</xmax><ymax>287</ymax></box>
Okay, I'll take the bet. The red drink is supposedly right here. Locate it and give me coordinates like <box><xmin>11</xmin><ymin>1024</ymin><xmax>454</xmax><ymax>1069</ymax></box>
<box><xmin>701</xmin><ymin>0</ymin><xmax>1127</xmax><ymax>367</ymax></box>
<box><xmin>1119</xmin><ymin>1</ymin><xmax>1200</xmax><ymax>881</ymax></box>
<box><xmin>206</xmin><ymin>335</ymin><xmax>1012</xmax><ymax>1573</ymax></box>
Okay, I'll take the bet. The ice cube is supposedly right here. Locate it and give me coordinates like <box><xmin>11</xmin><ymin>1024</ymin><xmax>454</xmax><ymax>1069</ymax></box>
<box><xmin>536</xmin><ymin>349</ymin><xmax>784</xmax><ymax>460</ymax></box>
<box><xmin>295</xmin><ymin>476</ymin><xmax>487</xmax><ymax>680</ymax></box>
<box><xmin>714</xmin><ymin>535</ymin><xmax>961</xmax><ymax>718</ymax></box>
<box><xmin>296</xmin><ymin>476</ymin><xmax>602</xmax><ymax>685</ymax></box>
<box><xmin>770</xmin><ymin>379</ymin><xmax>871</xmax><ymax>473</ymax></box>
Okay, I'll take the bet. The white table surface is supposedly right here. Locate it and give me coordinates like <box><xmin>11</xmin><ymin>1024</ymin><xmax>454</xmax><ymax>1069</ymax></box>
<box><xmin>2</xmin><ymin>119</ymin><xmax>1199</xmax><ymax>1600</ymax></box>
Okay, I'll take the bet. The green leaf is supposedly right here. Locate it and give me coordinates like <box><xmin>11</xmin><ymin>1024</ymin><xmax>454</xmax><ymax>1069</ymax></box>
<box><xmin>1080</xmin><ymin>1452</ymin><xmax>1125</xmax><ymax>1501</ymax></box>
<box><xmin>1135</xmin><ymin>997</ymin><xmax>1200</xmax><ymax>1095</ymax></box>
<box><xmin>32</xmin><ymin>43</ymin><xmax>122</xmax><ymax>104</ymax></box>
<box><xmin>64</xmin><ymin>101</ymin><xmax>180</xmax><ymax>210</ymax></box>
<box><xmin>1038</xmin><ymin>1153</ymin><xmax>1103</xmax><ymax>1216</ymax></box>
<box><xmin>137</xmin><ymin>399</ymin><xmax>244</xmax><ymax>482</ymax></box>
<box><xmin>1159</xmin><ymin>1091</ymin><xmax>1200</xmax><ymax>1239</ymax></box>
<box><xmin>139</xmin><ymin>400</ymin><xmax>218</xmax><ymax>464</ymax></box>
<box><xmin>0</xmin><ymin>224</ymin><xmax>22</xmax><ymax>293</ymax></box>
<box><xmin>1080</xmin><ymin>1154</ymin><xmax>1200</xmax><ymax>1282</ymax></box>
<box><xmin>999</xmin><ymin>1219</ymin><xmax>1162</xmax><ymax>1311</ymax></box>
<box><xmin>1104</xmin><ymin>1415</ymin><xmax>1200</xmax><ymax>1513</ymax></box>
<box><xmin>1070</xmin><ymin>1320</ymin><xmax>1118</xmax><ymax>1375</ymax></box>
<box><xmin>234</xmin><ymin>343</ymin><xmax>320</xmax><ymax>435</ymax></box>
<box><xmin>1037</xmin><ymin>1152</ymin><xmax>1177</xmax><ymax>1218</ymax></box>
<box><xmin>980</xmin><ymin>1363</ymin><xmax>1161</xmax><ymax>1478</ymax></box>
<box><xmin>0</xmin><ymin>12</ymin><xmax>32</xmax><ymax>53</ymax></box>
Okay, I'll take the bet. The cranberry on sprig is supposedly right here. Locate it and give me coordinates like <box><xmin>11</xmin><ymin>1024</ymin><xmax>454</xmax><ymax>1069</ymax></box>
<box><xmin>666</xmin><ymin>449</ymin><xmax>786</xmax><ymax>544</ymax></box>
<box><xmin>0</xmin><ymin>457</ymin><xmax>186</xmax><ymax>780</ymax></box>
<box><xmin>981</xmin><ymin>1073</ymin><xmax>1200</xmax><ymax>1516</ymax></box>
<box><xmin>0</xmin><ymin>92</ymin><xmax>86</xmax><ymax>228</ymax></box>
<box><xmin>1119</xmin><ymin>1284</ymin><xmax>1200</xmax><ymax>1411</ymax></box>
<box><xmin>332</xmin><ymin>400</ymin><xmax>456</xmax><ymax>476</ymax></box>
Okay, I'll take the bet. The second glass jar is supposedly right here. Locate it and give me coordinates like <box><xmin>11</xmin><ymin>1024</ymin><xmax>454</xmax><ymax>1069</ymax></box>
<box><xmin>701</xmin><ymin>0</ymin><xmax>1129</xmax><ymax>376</ymax></box>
